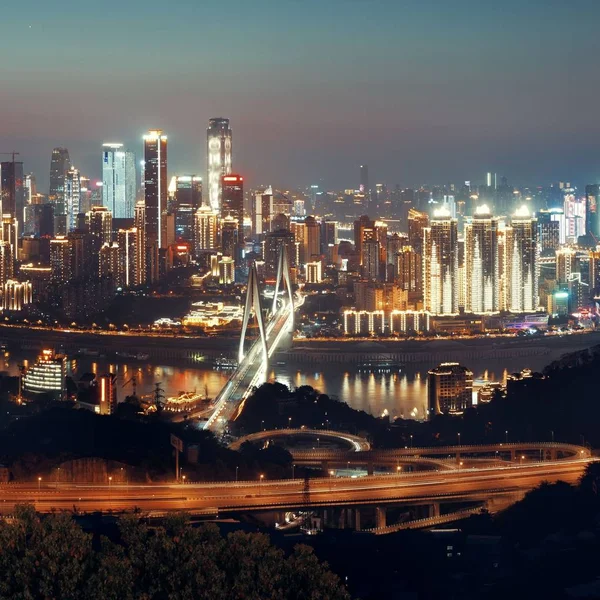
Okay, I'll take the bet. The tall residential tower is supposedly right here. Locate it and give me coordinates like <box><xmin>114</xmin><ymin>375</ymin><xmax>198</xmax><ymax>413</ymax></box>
<box><xmin>206</xmin><ymin>118</ymin><xmax>232</xmax><ymax>211</ymax></box>
<box><xmin>102</xmin><ymin>143</ymin><xmax>136</xmax><ymax>218</ymax></box>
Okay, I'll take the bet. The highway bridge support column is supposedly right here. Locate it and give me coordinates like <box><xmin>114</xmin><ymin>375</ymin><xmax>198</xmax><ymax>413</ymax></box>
<box><xmin>354</xmin><ymin>508</ymin><xmax>362</xmax><ymax>531</ymax></box>
<box><xmin>375</xmin><ymin>506</ymin><xmax>386</xmax><ymax>529</ymax></box>
<box><xmin>367</xmin><ymin>460</ymin><xmax>374</xmax><ymax>476</ymax></box>
<box><xmin>550</xmin><ymin>449</ymin><xmax>557</xmax><ymax>460</ymax></box>
<box><xmin>510</xmin><ymin>450</ymin><xmax>516</xmax><ymax>461</ymax></box>
<box><xmin>429</xmin><ymin>503</ymin><xmax>440</xmax><ymax>518</ymax></box>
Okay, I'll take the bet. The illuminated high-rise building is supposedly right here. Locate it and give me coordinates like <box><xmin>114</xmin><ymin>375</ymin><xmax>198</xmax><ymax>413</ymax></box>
<box><xmin>0</xmin><ymin>161</ymin><xmax>25</xmax><ymax>223</ymax></box>
<box><xmin>221</xmin><ymin>216</ymin><xmax>239</xmax><ymax>259</ymax></box>
<box><xmin>50</xmin><ymin>237</ymin><xmax>71</xmax><ymax>283</ymax></box>
<box><xmin>423</xmin><ymin>207</ymin><xmax>458</xmax><ymax>315</ymax></box>
<box><xmin>428</xmin><ymin>362</ymin><xmax>473</xmax><ymax>416</ymax></box>
<box><xmin>64</xmin><ymin>168</ymin><xmax>81</xmax><ymax>231</ymax></box>
<box><xmin>585</xmin><ymin>184</ymin><xmax>599</xmax><ymax>240</ymax></box>
<box><xmin>143</xmin><ymin>130</ymin><xmax>167</xmax><ymax>247</ymax></box>
<box><xmin>221</xmin><ymin>175</ymin><xmax>244</xmax><ymax>225</ymax></box>
<box><xmin>194</xmin><ymin>205</ymin><xmax>219</xmax><ymax>253</ymax></box>
<box><xmin>362</xmin><ymin>239</ymin><xmax>380</xmax><ymax>281</ymax></box>
<box><xmin>395</xmin><ymin>246</ymin><xmax>422</xmax><ymax>296</ymax></box>
<box><xmin>99</xmin><ymin>243</ymin><xmax>119</xmax><ymax>281</ymax></box>
<box><xmin>24</xmin><ymin>173</ymin><xmax>36</xmax><ymax>205</ymax></box>
<box><xmin>87</xmin><ymin>206</ymin><xmax>112</xmax><ymax>258</ymax></box>
<box><xmin>464</xmin><ymin>205</ymin><xmax>500</xmax><ymax>313</ymax></box>
<box><xmin>537</xmin><ymin>209</ymin><xmax>562</xmax><ymax>254</ymax></box>
<box><xmin>555</xmin><ymin>246</ymin><xmax>579</xmax><ymax>286</ymax></box>
<box><xmin>0</xmin><ymin>241</ymin><xmax>13</xmax><ymax>288</ymax></box>
<box><xmin>505</xmin><ymin>206</ymin><xmax>539</xmax><ymax>313</ymax></box>
<box><xmin>304</xmin><ymin>216</ymin><xmax>321</xmax><ymax>263</ymax></box>
<box><xmin>206</xmin><ymin>118</ymin><xmax>232</xmax><ymax>211</ymax></box>
<box><xmin>359</xmin><ymin>165</ymin><xmax>369</xmax><ymax>194</ymax></box>
<box><xmin>102</xmin><ymin>143</ymin><xmax>136</xmax><ymax>218</ymax></box>
<box><xmin>143</xmin><ymin>130</ymin><xmax>167</xmax><ymax>282</ymax></box>
<box><xmin>252</xmin><ymin>187</ymin><xmax>273</xmax><ymax>237</ymax></box>
<box><xmin>563</xmin><ymin>191</ymin><xmax>586</xmax><ymax>243</ymax></box>
<box><xmin>118</xmin><ymin>227</ymin><xmax>145</xmax><ymax>287</ymax></box>
<box><xmin>49</xmin><ymin>147</ymin><xmax>71</xmax><ymax>202</ymax></box>
<box><xmin>174</xmin><ymin>175</ymin><xmax>202</xmax><ymax>209</ymax></box>
<box><xmin>407</xmin><ymin>208</ymin><xmax>428</xmax><ymax>254</ymax></box>
<box><xmin>589</xmin><ymin>247</ymin><xmax>600</xmax><ymax>294</ymax></box>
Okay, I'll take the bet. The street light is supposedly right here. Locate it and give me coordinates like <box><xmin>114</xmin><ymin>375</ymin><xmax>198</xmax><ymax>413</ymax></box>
<box><xmin>288</xmin><ymin>417</ymin><xmax>292</xmax><ymax>429</ymax></box>
<box><xmin>259</xmin><ymin>473</ymin><xmax>264</xmax><ymax>494</ymax></box>
<box><xmin>457</xmin><ymin>432</ymin><xmax>461</xmax><ymax>446</ymax></box>
<box><xmin>292</xmin><ymin>464</ymin><xmax>295</xmax><ymax>479</ymax></box>
<box><xmin>396</xmin><ymin>465</ymin><xmax>402</xmax><ymax>475</ymax></box>
<box><xmin>182</xmin><ymin>475</ymin><xmax>186</xmax><ymax>484</ymax></box>
<box><xmin>410</xmin><ymin>434</ymin><xmax>413</xmax><ymax>449</ymax></box>
<box><xmin>261</xmin><ymin>420</ymin><xmax>265</xmax><ymax>431</ymax></box>
<box><xmin>235</xmin><ymin>466</ymin><xmax>239</xmax><ymax>482</ymax></box>
<box><xmin>38</xmin><ymin>477</ymin><xmax>42</xmax><ymax>491</ymax></box>
<box><xmin>458</xmin><ymin>461</ymin><xmax>463</xmax><ymax>474</ymax></box>
<box><xmin>505</xmin><ymin>430</ymin><xmax>508</xmax><ymax>444</ymax></box>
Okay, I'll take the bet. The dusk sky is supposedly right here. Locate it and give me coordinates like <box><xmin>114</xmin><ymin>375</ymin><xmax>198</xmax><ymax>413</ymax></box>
<box><xmin>1</xmin><ymin>0</ymin><xmax>599</xmax><ymax>192</ymax></box>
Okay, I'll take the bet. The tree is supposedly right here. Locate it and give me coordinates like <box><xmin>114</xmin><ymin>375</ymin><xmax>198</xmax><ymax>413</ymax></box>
<box><xmin>0</xmin><ymin>506</ymin><xmax>352</xmax><ymax>600</ymax></box>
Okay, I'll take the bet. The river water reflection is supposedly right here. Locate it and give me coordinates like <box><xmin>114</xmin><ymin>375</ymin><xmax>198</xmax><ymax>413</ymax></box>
<box><xmin>5</xmin><ymin>351</ymin><xmax>556</xmax><ymax>421</ymax></box>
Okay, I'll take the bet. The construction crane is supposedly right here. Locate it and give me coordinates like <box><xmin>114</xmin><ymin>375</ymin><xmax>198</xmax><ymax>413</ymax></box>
<box><xmin>0</xmin><ymin>152</ymin><xmax>20</xmax><ymax>163</ymax></box>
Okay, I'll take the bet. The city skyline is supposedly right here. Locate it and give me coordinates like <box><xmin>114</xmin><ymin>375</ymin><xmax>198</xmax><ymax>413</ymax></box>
<box><xmin>2</xmin><ymin>1</ymin><xmax>600</xmax><ymax>190</ymax></box>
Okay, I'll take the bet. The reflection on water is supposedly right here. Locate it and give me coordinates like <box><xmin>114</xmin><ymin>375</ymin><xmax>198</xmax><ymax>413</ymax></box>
<box><xmin>3</xmin><ymin>351</ymin><xmax>554</xmax><ymax>420</ymax></box>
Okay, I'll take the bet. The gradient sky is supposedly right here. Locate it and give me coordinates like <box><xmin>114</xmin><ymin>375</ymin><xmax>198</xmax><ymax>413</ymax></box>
<box><xmin>1</xmin><ymin>0</ymin><xmax>599</xmax><ymax>192</ymax></box>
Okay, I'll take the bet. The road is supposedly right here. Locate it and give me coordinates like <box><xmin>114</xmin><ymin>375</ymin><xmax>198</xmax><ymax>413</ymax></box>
<box><xmin>0</xmin><ymin>457</ymin><xmax>591</xmax><ymax>516</ymax></box>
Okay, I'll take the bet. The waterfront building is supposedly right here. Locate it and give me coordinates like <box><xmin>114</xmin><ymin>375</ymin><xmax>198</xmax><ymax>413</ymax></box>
<box><xmin>2</xmin><ymin>279</ymin><xmax>32</xmax><ymax>310</ymax></box>
<box><xmin>505</xmin><ymin>206</ymin><xmax>539</xmax><ymax>313</ymax></box>
<box><xmin>22</xmin><ymin>349</ymin><xmax>67</xmax><ymax>401</ymax></box>
<box><xmin>427</xmin><ymin>362</ymin><xmax>473</xmax><ymax>416</ymax></box>
<box><xmin>117</xmin><ymin>227</ymin><xmax>145</xmax><ymax>288</ymax></box>
<box><xmin>423</xmin><ymin>207</ymin><xmax>458</xmax><ymax>315</ymax></box>
<box><xmin>207</xmin><ymin>118</ymin><xmax>232</xmax><ymax>211</ymax></box>
<box><xmin>343</xmin><ymin>309</ymin><xmax>430</xmax><ymax>335</ymax></box>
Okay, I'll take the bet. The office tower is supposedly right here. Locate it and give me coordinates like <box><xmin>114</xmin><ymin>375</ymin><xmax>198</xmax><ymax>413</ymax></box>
<box><xmin>321</xmin><ymin>221</ymin><xmax>337</xmax><ymax>252</ymax></box>
<box><xmin>221</xmin><ymin>175</ymin><xmax>243</xmax><ymax>224</ymax></box>
<box><xmin>24</xmin><ymin>173</ymin><xmax>36</xmax><ymax>205</ymax></box>
<box><xmin>423</xmin><ymin>207</ymin><xmax>458</xmax><ymax>315</ymax></box>
<box><xmin>24</xmin><ymin>204</ymin><xmax>54</xmax><ymax>237</ymax></box>
<box><xmin>64</xmin><ymin>168</ymin><xmax>81</xmax><ymax>231</ymax></box>
<box><xmin>174</xmin><ymin>175</ymin><xmax>202</xmax><ymax>209</ymax></box>
<box><xmin>50</xmin><ymin>237</ymin><xmax>71</xmax><ymax>283</ymax></box>
<box><xmin>428</xmin><ymin>362</ymin><xmax>473</xmax><ymax>416</ymax></box>
<box><xmin>563</xmin><ymin>192</ymin><xmax>586</xmax><ymax>243</ymax></box>
<box><xmin>505</xmin><ymin>206</ymin><xmax>539</xmax><ymax>313</ymax></box>
<box><xmin>537</xmin><ymin>209</ymin><xmax>562</xmax><ymax>254</ymax></box>
<box><xmin>273</xmin><ymin>194</ymin><xmax>292</xmax><ymax>217</ymax></box>
<box><xmin>221</xmin><ymin>216</ymin><xmax>239</xmax><ymax>259</ymax></box>
<box><xmin>252</xmin><ymin>187</ymin><xmax>273</xmax><ymax>236</ymax></box>
<box><xmin>67</xmin><ymin>230</ymin><xmax>91</xmax><ymax>279</ymax></box>
<box><xmin>0</xmin><ymin>161</ymin><xmax>25</xmax><ymax>223</ymax></box>
<box><xmin>407</xmin><ymin>208</ymin><xmax>429</xmax><ymax>254</ymax></box>
<box><xmin>304</xmin><ymin>216</ymin><xmax>321</xmax><ymax>262</ymax></box>
<box><xmin>118</xmin><ymin>227</ymin><xmax>145</xmax><ymax>288</ymax></box>
<box><xmin>586</xmin><ymin>184</ymin><xmax>599</xmax><ymax>239</ymax></box>
<box><xmin>362</xmin><ymin>239</ymin><xmax>380</xmax><ymax>281</ymax></box>
<box><xmin>556</xmin><ymin>247</ymin><xmax>580</xmax><ymax>286</ymax></box>
<box><xmin>263</xmin><ymin>229</ymin><xmax>296</xmax><ymax>277</ymax></box>
<box><xmin>194</xmin><ymin>205</ymin><xmax>219</xmax><ymax>253</ymax></box>
<box><xmin>305</xmin><ymin>261</ymin><xmax>322</xmax><ymax>283</ymax></box>
<box><xmin>49</xmin><ymin>147</ymin><xmax>71</xmax><ymax>202</ymax></box>
<box><xmin>293</xmin><ymin>199</ymin><xmax>306</xmax><ymax>217</ymax></box>
<box><xmin>87</xmin><ymin>206</ymin><xmax>112</xmax><ymax>258</ymax></box>
<box><xmin>206</xmin><ymin>118</ymin><xmax>232</xmax><ymax>211</ymax></box>
<box><xmin>174</xmin><ymin>204</ymin><xmax>195</xmax><ymax>242</ymax></box>
<box><xmin>102</xmin><ymin>143</ymin><xmax>136</xmax><ymax>218</ymax></box>
<box><xmin>359</xmin><ymin>165</ymin><xmax>369</xmax><ymax>194</ymax></box>
<box><xmin>3</xmin><ymin>280</ymin><xmax>32</xmax><ymax>311</ymax></box>
<box><xmin>464</xmin><ymin>206</ymin><xmax>500</xmax><ymax>313</ymax></box>
<box><xmin>395</xmin><ymin>246</ymin><xmax>422</xmax><ymax>295</ymax></box>
<box><xmin>143</xmin><ymin>130</ymin><xmax>167</xmax><ymax>282</ymax></box>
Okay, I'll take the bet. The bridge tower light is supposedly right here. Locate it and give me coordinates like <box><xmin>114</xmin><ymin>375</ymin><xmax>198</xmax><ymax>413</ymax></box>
<box><xmin>239</xmin><ymin>262</ymin><xmax>269</xmax><ymax>367</ymax></box>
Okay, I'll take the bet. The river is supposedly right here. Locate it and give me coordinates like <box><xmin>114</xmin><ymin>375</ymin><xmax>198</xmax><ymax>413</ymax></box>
<box><xmin>3</xmin><ymin>349</ymin><xmax>562</xmax><ymax>421</ymax></box>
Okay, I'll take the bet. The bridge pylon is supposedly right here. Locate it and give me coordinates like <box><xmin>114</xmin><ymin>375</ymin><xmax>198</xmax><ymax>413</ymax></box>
<box><xmin>272</xmin><ymin>244</ymin><xmax>294</xmax><ymax>330</ymax></box>
<box><xmin>239</xmin><ymin>262</ymin><xmax>269</xmax><ymax>367</ymax></box>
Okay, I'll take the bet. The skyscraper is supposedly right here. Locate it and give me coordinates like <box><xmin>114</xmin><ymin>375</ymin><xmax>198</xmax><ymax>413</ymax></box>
<box><xmin>194</xmin><ymin>205</ymin><xmax>219</xmax><ymax>253</ymax></box>
<box><xmin>464</xmin><ymin>205</ymin><xmax>500</xmax><ymax>314</ymax></box>
<box><xmin>49</xmin><ymin>147</ymin><xmax>71</xmax><ymax>202</ymax></box>
<box><xmin>423</xmin><ymin>207</ymin><xmax>458</xmax><ymax>315</ymax></box>
<box><xmin>0</xmin><ymin>161</ymin><xmax>25</xmax><ymax>222</ymax></box>
<box><xmin>359</xmin><ymin>165</ymin><xmax>369</xmax><ymax>194</ymax></box>
<box><xmin>585</xmin><ymin>184</ymin><xmax>599</xmax><ymax>240</ymax></box>
<box><xmin>102</xmin><ymin>143</ymin><xmax>136</xmax><ymax>218</ymax></box>
<box><xmin>207</xmin><ymin>118</ymin><xmax>232</xmax><ymax>211</ymax></box>
<box><xmin>174</xmin><ymin>175</ymin><xmax>202</xmax><ymax>209</ymax></box>
<box><xmin>221</xmin><ymin>175</ymin><xmax>244</xmax><ymax>225</ymax></box>
<box><xmin>64</xmin><ymin>168</ymin><xmax>81</xmax><ymax>231</ymax></box>
<box><xmin>87</xmin><ymin>206</ymin><xmax>113</xmax><ymax>257</ymax></box>
<box><xmin>506</xmin><ymin>206</ymin><xmax>539</xmax><ymax>313</ymax></box>
<box><xmin>252</xmin><ymin>187</ymin><xmax>273</xmax><ymax>237</ymax></box>
<box><xmin>143</xmin><ymin>130</ymin><xmax>167</xmax><ymax>281</ymax></box>
<box><xmin>428</xmin><ymin>362</ymin><xmax>473</xmax><ymax>416</ymax></box>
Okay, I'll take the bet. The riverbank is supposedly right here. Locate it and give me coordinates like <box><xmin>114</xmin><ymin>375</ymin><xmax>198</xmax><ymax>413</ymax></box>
<box><xmin>0</xmin><ymin>324</ymin><xmax>597</xmax><ymax>366</ymax></box>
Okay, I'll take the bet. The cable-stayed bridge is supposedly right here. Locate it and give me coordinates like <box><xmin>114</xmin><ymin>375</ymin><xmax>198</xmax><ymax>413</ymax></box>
<box><xmin>204</xmin><ymin>246</ymin><xmax>296</xmax><ymax>434</ymax></box>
